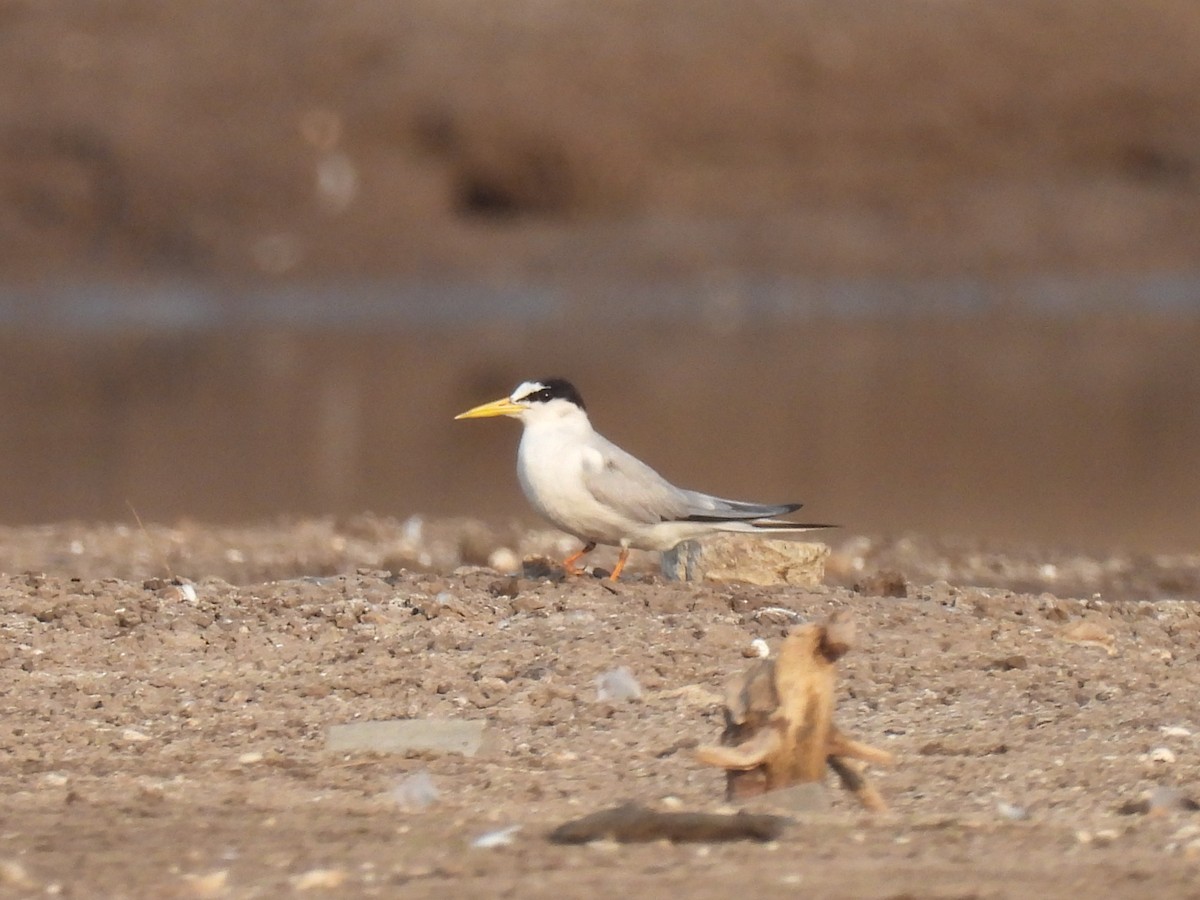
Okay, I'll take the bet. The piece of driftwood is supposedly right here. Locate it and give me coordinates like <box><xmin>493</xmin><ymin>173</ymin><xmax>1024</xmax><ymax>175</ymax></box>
<box><xmin>548</xmin><ymin>802</ymin><xmax>788</xmax><ymax>844</ymax></box>
<box><xmin>696</xmin><ymin>613</ymin><xmax>893</xmax><ymax>811</ymax></box>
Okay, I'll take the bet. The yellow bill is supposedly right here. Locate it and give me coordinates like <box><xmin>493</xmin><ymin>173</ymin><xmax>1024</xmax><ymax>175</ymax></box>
<box><xmin>454</xmin><ymin>396</ymin><xmax>524</xmax><ymax>420</ymax></box>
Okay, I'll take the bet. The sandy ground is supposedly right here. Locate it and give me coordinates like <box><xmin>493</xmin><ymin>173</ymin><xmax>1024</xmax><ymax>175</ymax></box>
<box><xmin>1</xmin><ymin>518</ymin><xmax>1198</xmax><ymax>898</ymax></box>
<box><xmin>4</xmin><ymin>7</ymin><xmax>1199</xmax><ymax>893</ymax></box>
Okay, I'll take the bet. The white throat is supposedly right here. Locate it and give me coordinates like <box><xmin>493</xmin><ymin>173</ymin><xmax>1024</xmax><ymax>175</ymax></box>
<box><xmin>517</xmin><ymin>397</ymin><xmax>592</xmax><ymax>431</ymax></box>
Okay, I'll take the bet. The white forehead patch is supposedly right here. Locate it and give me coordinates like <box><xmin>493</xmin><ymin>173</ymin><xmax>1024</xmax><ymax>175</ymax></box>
<box><xmin>511</xmin><ymin>381</ymin><xmax>547</xmax><ymax>403</ymax></box>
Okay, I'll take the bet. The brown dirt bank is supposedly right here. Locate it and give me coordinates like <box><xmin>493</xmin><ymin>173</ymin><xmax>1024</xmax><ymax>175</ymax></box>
<box><xmin>3</xmin><ymin>0</ymin><xmax>1200</xmax><ymax>282</ymax></box>
<box><xmin>0</xmin><ymin>520</ymin><xmax>1198</xmax><ymax>897</ymax></box>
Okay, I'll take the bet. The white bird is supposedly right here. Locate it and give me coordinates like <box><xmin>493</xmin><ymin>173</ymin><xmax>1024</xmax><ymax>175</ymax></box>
<box><xmin>455</xmin><ymin>378</ymin><xmax>831</xmax><ymax>581</ymax></box>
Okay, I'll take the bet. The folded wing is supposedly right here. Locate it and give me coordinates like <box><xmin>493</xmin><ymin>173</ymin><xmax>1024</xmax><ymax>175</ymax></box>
<box><xmin>579</xmin><ymin>441</ymin><xmax>693</xmax><ymax>525</ymax></box>
<box><xmin>581</xmin><ymin>438</ymin><xmax>805</xmax><ymax>526</ymax></box>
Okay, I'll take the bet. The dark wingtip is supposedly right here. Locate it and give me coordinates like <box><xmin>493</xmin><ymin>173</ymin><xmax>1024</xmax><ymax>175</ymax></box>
<box><xmin>683</xmin><ymin>502</ymin><xmax>807</xmax><ymax>524</ymax></box>
<box><xmin>752</xmin><ymin>522</ymin><xmax>838</xmax><ymax>530</ymax></box>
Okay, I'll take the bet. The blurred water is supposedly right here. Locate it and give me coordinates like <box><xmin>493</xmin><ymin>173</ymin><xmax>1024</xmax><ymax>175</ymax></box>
<box><xmin>2</xmin><ymin>271</ymin><xmax>1198</xmax><ymax>331</ymax></box>
<box><xmin>1</xmin><ymin>272</ymin><xmax>1198</xmax><ymax>548</ymax></box>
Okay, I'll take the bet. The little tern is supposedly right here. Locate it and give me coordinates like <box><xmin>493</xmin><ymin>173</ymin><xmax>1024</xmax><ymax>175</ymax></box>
<box><xmin>455</xmin><ymin>378</ymin><xmax>831</xmax><ymax>581</ymax></box>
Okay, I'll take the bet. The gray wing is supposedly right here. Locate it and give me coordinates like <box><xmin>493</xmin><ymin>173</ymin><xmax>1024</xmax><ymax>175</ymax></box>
<box><xmin>677</xmin><ymin>490</ymin><xmax>803</xmax><ymax>521</ymax></box>
<box><xmin>580</xmin><ymin>434</ymin><xmax>801</xmax><ymax>525</ymax></box>
<box><xmin>579</xmin><ymin>436</ymin><xmax>692</xmax><ymax>525</ymax></box>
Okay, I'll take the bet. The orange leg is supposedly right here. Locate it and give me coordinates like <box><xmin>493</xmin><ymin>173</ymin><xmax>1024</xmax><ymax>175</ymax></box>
<box><xmin>562</xmin><ymin>541</ymin><xmax>596</xmax><ymax>576</ymax></box>
<box><xmin>609</xmin><ymin>547</ymin><xmax>630</xmax><ymax>582</ymax></box>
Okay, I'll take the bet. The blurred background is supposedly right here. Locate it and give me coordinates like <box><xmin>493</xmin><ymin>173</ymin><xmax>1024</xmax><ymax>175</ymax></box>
<box><xmin>1</xmin><ymin>0</ymin><xmax>1199</xmax><ymax>551</ymax></box>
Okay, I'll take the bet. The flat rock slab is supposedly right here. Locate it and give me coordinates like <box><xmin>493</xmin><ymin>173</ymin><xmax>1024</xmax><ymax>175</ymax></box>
<box><xmin>661</xmin><ymin>536</ymin><xmax>829</xmax><ymax>586</ymax></box>
<box><xmin>548</xmin><ymin>803</ymin><xmax>789</xmax><ymax>844</ymax></box>
<box><xmin>325</xmin><ymin>719</ymin><xmax>486</xmax><ymax>756</ymax></box>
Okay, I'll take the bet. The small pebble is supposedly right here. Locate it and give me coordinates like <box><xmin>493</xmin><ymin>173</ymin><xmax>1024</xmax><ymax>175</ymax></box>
<box><xmin>0</xmin><ymin>860</ymin><xmax>34</xmax><ymax>888</ymax></box>
<box><xmin>181</xmin><ymin>870</ymin><xmax>228</xmax><ymax>897</ymax></box>
<box><xmin>752</xmin><ymin>607</ymin><xmax>804</xmax><ymax>625</ymax></box>
<box><xmin>1149</xmin><ymin>786</ymin><xmax>1186</xmax><ymax>812</ymax></box>
<box><xmin>596</xmin><ymin>667</ymin><xmax>642</xmax><ymax>702</ymax></box>
<box><xmin>401</xmin><ymin>515</ymin><xmax>424</xmax><ymax>544</ymax></box>
<box><xmin>471</xmin><ymin>825</ymin><xmax>521</xmax><ymax>849</ymax></box>
<box><xmin>291</xmin><ymin>868</ymin><xmax>347</xmax><ymax>890</ymax></box>
<box><xmin>1118</xmin><ymin>787</ymin><xmax>1184</xmax><ymax>816</ymax></box>
<box><xmin>1076</xmin><ymin>829</ymin><xmax>1120</xmax><ymax>846</ymax></box>
<box><xmin>1060</xmin><ymin>621</ymin><xmax>1116</xmax><ymax>655</ymax></box>
<box><xmin>1173</xmin><ymin>823</ymin><xmax>1200</xmax><ymax>841</ymax></box>
<box><xmin>992</xmin><ymin>655</ymin><xmax>1027</xmax><ymax>671</ymax></box>
<box><xmin>996</xmin><ymin>801</ymin><xmax>1029</xmax><ymax>821</ymax></box>
<box><xmin>488</xmin><ymin>548</ymin><xmax>519</xmax><ymax>574</ymax></box>
<box><xmin>390</xmin><ymin>770</ymin><xmax>440</xmax><ymax>811</ymax></box>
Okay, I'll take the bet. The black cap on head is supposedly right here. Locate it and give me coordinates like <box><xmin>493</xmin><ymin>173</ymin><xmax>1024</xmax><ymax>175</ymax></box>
<box><xmin>514</xmin><ymin>377</ymin><xmax>586</xmax><ymax>410</ymax></box>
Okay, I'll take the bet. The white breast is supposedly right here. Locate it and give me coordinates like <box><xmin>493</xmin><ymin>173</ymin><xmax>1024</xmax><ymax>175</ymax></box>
<box><xmin>516</xmin><ymin>421</ymin><xmax>631</xmax><ymax>545</ymax></box>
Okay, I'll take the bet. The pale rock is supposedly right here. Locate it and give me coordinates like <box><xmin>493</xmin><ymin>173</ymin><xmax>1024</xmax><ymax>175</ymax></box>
<box><xmin>291</xmin><ymin>868</ymin><xmax>346</xmax><ymax>890</ymax></box>
<box><xmin>651</xmin><ymin>683</ymin><xmax>723</xmax><ymax>707</ymax></box>
<box><xmin>747</xmin><ymin>639</ymin><xmax>771</xmax><ymax>659</ymax></box>
<box><xmin>471</xmin><ymin>825</ymin><xmax>521</xmax><ymax>848</ymax></box>
<box><xmin>488</xmin><ymin>548</ymin><xmax>519</xmax><ymax>574</ymax></box>
<box><xmin>390</xmin><ymin>770</ymin><xmax>439</xmax><ymax>810</ymax></box>
<box><xmin>0</xmin><ymin>860</ymin><xmax>34</xmax><ymax>889</ymax></box>
<box><xmin>181</xmin><ymin>869</ymin><xmax>229</xmax><ymax>897</ymax></box>
<box><xmin>996</xmin><ymin>801</ymin><xmax>1029</xmax><ymax>821</ymax></box>
<box><xmin>1060</xmin><ymin>621</ymin><xmax>1117</xmax><ymax>655</ymax></box>
<box><xmin>595</xmin><ymin>667</ymin><xmax>642</xmax><ymax>702</ymax></box>
<box><xmin>1148</xmin><ymin>747</ymin><xmax>1177</xmax><ymax>764</ymax></box>
<box><xmin>1173</xmin><ymin>823</ymin><xmax>1200</xmax><ymax>841</ymax></box>
<box><xmin>662</xmin><ymin>536</ymin><xmax>829</xmax><ymax>586</ymax></box>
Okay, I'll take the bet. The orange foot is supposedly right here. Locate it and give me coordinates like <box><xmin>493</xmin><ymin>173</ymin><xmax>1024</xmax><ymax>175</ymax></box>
<box><xmin>608</xmin><ymin>548</ymin><xmax>630</xmax><ymax>582</ymax></box>
<box><xmin>562</xmin><ymin>541</ymin><xmax>597</xmax><ymax>577</ymax></box>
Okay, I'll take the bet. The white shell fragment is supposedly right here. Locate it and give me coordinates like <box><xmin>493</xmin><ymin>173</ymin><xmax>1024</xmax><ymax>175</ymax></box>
<box><xmin>471</xmin><ymin>825</ymin><xmax>521</xmax><ymax>849</ymax></box>
<box><xmin>390</xmin><ymin>770</ymin><xmax>440</xmax><ymax>810</ymax></box>
<box><xmin>595</xmin><ymin>667</ymin><xmax>643</xmax><ymax>702</ymax></box>
<box><xmin>1147</xmin><ymin>747</ymin><xmax>1177</xmax><ymax>764</ymax></box>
